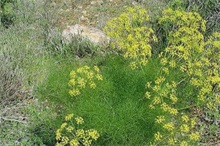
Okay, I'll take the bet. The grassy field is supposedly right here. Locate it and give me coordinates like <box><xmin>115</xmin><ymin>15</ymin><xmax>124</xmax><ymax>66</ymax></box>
<box><xmin>0</xmin><ymin>0</ymin><xmax>219</xmax><ymax>146</ymax></box>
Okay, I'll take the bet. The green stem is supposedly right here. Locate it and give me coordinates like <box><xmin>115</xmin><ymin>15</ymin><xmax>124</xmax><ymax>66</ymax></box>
<box><xmin>177</xmin><ymin>104</ymin><xmax>198</xmax><ymax>111</ymax></box>
<box><xmin>140</xmin><ymin>65</ymin><xmax>146</xmax><ymax>75</ymax></box>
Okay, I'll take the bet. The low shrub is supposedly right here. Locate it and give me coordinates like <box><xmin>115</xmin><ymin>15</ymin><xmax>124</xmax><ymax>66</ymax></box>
<box><xmin>44</xmin><ymin>26</ymin><xmax>103</xmax><ymax>58</ymax></box>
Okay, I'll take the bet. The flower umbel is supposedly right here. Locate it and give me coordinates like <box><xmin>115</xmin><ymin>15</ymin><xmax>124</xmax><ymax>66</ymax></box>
<box><xmin>55</xmin><ymin>113</ymin><xmax>100</xmax><ymax>146</ymax></box>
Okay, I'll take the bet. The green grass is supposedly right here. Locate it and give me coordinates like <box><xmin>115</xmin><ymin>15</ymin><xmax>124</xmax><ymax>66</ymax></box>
<box><xmin>2</xmin><ymin>0</ymin><xmax>219</xmax><ymax>145</ymax></box>
<box><xmin>34</xmin><ymin>54</ymin><xmax>198</xmax><ymax>145</ymax></box>
<box><xmin>34</xmin><ymin>55</ymin><xmax>165</xmax><ymax>145</ymax></box>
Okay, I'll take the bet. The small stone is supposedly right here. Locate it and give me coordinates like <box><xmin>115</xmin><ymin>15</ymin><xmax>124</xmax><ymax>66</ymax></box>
<box><xmin>90</xmin><ymin>21</ymin><xmax>96</xmax><ymax>25</ymax></box>
<box><xmin>80</xmin><ymin>15</ymin><xmax>88</xmax><ymax>21</ymax></box>
<box><xmin>51</xmin><ymin>2</ymin><xmax>56</xmax><ymax>6</ymax></box>
<box><xmin>62</xmin><ymin>24</ymin><xmax>110</xmax><ymax>47</ymax></box>
<box><xmin>132</xmin><ymin>1</ymin><xmax>138</xmax><ymax>5</ymax></box>
<box><xmin>77</xmin><ymin>5</ymin><xmax>83</xmax><ymax>9</ymax></box>
<box><xmin>91</xmin><ymin>0</ymin><xmax>103</xmax><ymax>5</ymax></box>
<box><xmin>82</xmin><ymin>11</ymin><xmax>87</xmax><ymax>15</ymax></box>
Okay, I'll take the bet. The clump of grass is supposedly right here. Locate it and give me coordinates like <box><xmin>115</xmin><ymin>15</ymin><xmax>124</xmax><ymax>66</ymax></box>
<box><xmin>46</xmin><ymin>33</ymin><xmax>102</xmax><ymax>58</ymax></box>
<box><xmin>34</xmin><ymin>55</ymin><xmax>166</xmax><ymax>145</ymax></box>
<box><xmin>0</xmin><ymin>50</ymin><xmax>23</xmax><ymax>106</ymax></box>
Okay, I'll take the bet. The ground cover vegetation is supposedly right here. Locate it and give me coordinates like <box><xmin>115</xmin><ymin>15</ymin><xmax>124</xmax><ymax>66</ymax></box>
<box><xmin>0</xmin><ymin>0</ymin><xmax>219</xmax><ymax>146</ymax></box>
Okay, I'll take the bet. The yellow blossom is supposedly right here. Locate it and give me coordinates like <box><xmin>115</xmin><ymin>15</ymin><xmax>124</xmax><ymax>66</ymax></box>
<box><xmin>89</xmin><ymin>82</ymin><xmax>96</xmax><ymax>89</ymax></box>
<box><xmin>169</xmin><ymin>60</ymin><xmax>176</xmax><ymax>68</ymax></box>
<box><xmin>83</xmin><ymin>65</ymin><xmax>90</xmax><ymax>70</ymax></box>
<box><xmin>180</xmin><ymin>124</ymin><xmax>190</xmax><ymax>133</ymax></box>
<box><xmin>155</xmin><ymin>116</ymin><xmax>165</xmax><ymax>124</ymax></box>
<box><xmin>149</xmin><ymin>104</ymin><xmax>155</xmax><ymax>109</ymax></box>
<box><xmin>129</xmin><ymin>62</ymin><xmax>138</xmax><ymax>70</ymax></box>
<box><xmin>170</xmin><ymin>94</ymin><xmax>178</xmax><ymax>103</ymax></box>
<box><xmin>77</xmin><ymin>78</ymin><xmax>86</xmax><ymax>88</ymax></box>
<box><xmin>181</xmin><ymin>115</ymin><xmax>189</xmax><ymax>122</ymax></box>
<box><xmin>140</xmin><ymin>59</ymin><xmax>148</xmax><ymax>66</ymax></box>
<box><xmin>145</xmin><ymin>92</ymin><xmax>151</xmax><ymax>99</ymax></box>
<box><xmin>152</xmin><ymin>96</ymin><xmax>161</xmax><ymax>105</ymax></box>
<box><xmin>152</xmin><ymin>85</ymin><xmax>160</xmax><ymax>92</ymax></box>
<box><xmin>70</xmin><ymin>71</ymin><xmax>76</xmax><ymax>78</ymax></box>
<box><xmin>189</xmin><ymin>132</ymin><xmax>200</xmax><ymax>141</ymax></box>
<box><xmin>160</xmin><ymin>58</ymin><xmax>168</xmax><ymax>65</ymax></box>
<box><xmin>66</xmin><ymin>126</ymin><xmax>74</xmax><ymax>133</ymax></box>
<box><xmin>163</xmin><ymin>122</ymin><xmax>175</xmax><ymax>131</ymax></box>
<box><xmin>169</xmin><ymin>107</ymin><xmax>178</xmax><ymax>115</ymax></box>
<box><xmin>61</xmin><ymin>136</ymin><xmax>69</xmax><ymax>145</ymax></box>
<box><xmin>149</xmin><ymin>143</ymin><xmax>156</xmax><ymax>146</ymax></box>
<box><xmin>94</xmin><ymin>66</ymin><xmax>100</xmax><ymax>72</ymax></box>
<box><xmin>87</xmin><ymin>72</ymin><xmax>94</xmax><ymax>80</ymax></box>
<box><xmin>69</xmin><ymin>139</ymin><xmax>79</xmax><ymax>146</ymax></box>
<box><xmin>87</xmin><ymin>129</ymin><xmax>100</xmax><ymax>140</ymax></box>
<box><xmin>69</xmin><ymin>89</ymin><xmax>80</xmax><ymax>96</ymax></box>
<box><xmin>65</xmin><ymin>113</ymin><xmax>74</xmax><ymax>121</ymax></box>
<box><xmin>56</xmin><ymin>129</ymin><xmax>62</xmax><ymax>140</ymax></box>
<box><xmin>69</xmin><ymin>79</ymin><xmax>76</xmax><ymax>86</ymax></box>
<box><xmin>154</xmin><ymin>132</ymin><xmax>162</xmax><ymax>141</ymax></box>
<box><xmin>155</xmin><ymin>76</ymin><xmax>166</xmax><ymax>84</ymax></box>
<box><xmin>75</xmin><ymin>117</ymin><xmax>84</xmax><ymax>125</ymax></box>
<box><xmin>168</xmin><ymin>138</ymin><xmax>176</xmax><ymax>145</ymax></box>
<box><xmin>82</xmin><ymin>138</ymin><xmax>92</xmax><ymax>146</ymax></box>
<box><xmin>76</xmin><ymin>129</ymin><xmax>85</xmax><ymax>137</ymax></box>
<box><xmin>162</xmin><ymin>67</ymin><xmax>169</xmax><ymax>74</ymax></box>
<box><xmin>180</xmin><ymin>141</ymin><xmax>188</xmax><ymax>146</ymax></box>
<box><xmin>60</xmin><ymin>122</ymin><xmax>67</xmax><ymax>129</ymax></box>
<box><xmin>145</xmin><ymin>82</ymin><xmax>151</xmax><ymax>88</ymax></box>
<box><xmin>76</xmin><ymin>67</ymin><xmax>84</xmax><ymax>73</ymax></box>
<box><xmin>56</xmin><ymin>143</ymin><xmax>64</xmax><ymax>146</ymax></box>
<box><xmin>96</xmin><ymin>74</ymin><xmax>103</xmax><ymax>81</ymax></box>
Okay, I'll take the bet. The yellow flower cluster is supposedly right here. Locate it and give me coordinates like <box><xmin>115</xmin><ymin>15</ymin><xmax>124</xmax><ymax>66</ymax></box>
<box><xmin>158</xmin><ymin>8</ymin><xmax>220</xmax><ymax>110</ymax></box>
<box><xmin>146</xmin><ymin>79</ymin><xmax>196</xmax><ymax>145</ymax></box>
<box><xmin>146</xmin><ymin>80</ymin><xmax>178</xmax><ymax>111</ymax></box>
<box><xmin>145</xmin><ymin>9</ymin><xmax>220</xmax><ymax>145</ymax></box>
<box><xmin>69</xmin><ymin>65</ymin><xmax>103</xmax><ymax>96</ymax></box>
<box><xmin>104</xmin><ymin>6</ymin><xmax>157</xmax><ymax>69</ymax></box>
<box><xmin>147</xmin><ymin>8</ymin><xmax>220</xmax><ymax>146</ymax></box>
<box><xmin>151</xmin><ymin>114</ymin><xmax>198</xmax><ymax>145</ymax></box>
<box><xmin>55</xmin><ymin>113</ymin><xmax>100</xmax><ymax>146</ymax></box>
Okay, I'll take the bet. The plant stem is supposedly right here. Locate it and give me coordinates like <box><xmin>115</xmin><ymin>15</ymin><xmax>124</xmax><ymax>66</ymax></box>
<box><xmin>177</xmin><ymin>104</ymin><xmax>198</xmax><ymax>111</ymax></box>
